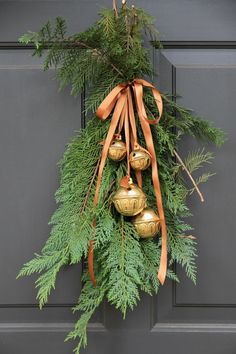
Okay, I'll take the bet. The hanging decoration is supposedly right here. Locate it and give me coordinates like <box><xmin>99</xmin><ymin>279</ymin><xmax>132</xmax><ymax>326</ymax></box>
<box><xmin>113</xmin><ymin>178</ymin><xmax>147</xmax><ymax>216</ymax></box>
<box><xmin>108</xmin><ymin>135</ymin><xmax>127</xmax><ymax>161</ymax></box>
<box><xmin>130</xmin><ymin>147</ymin><xmax>151</xmax><ymax>171</ymax></box>
<box><xmin>90</xmin><ymin>78</ymin><xmax>167</xmax><ymax>285</ymax></box>
<box><xmin>133</xmin><ymin>208</ymin><xmax>161</xmax><ymax>238</ymax></box>
<box><xmin>17</xmin><ymin>1</ymin><xmax>225</xmax><ymax>353</ymax></box>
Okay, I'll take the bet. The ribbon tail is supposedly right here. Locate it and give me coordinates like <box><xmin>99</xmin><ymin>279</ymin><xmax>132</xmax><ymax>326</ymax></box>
<box><xmin>144</xmin><ymin>132</ymin><xmax>167</xmax><ymax>284</ymax></box>
<box><xmin>134</xmin><ymin>79</ymin><xmax>163</xmax><ymax>124</ymax></box>
<box><xmin>157</xmin><ymin>221</ymin><xmax>168</xmax><ymax>285</ymax></box>
<box><xmin>88</xmin><ymin>92</ymin><xmax>127</xmax><ymax>286</ymax></box>
<box><xmin>88</xmin><ymin>239</ymin><xmax>96</xmax><ymax>287</ymax></box>
<box><xmin>124</xmin><ymin>97</ymin><xmax>130</xmax><ymax>176</ymax></box>
<box><xmin>147</xmin><ymin>137</ymin><xmax>167</xmax><ymax>285</ymax></box>
<box><xmin>96</xmin><ymin>84</ymin><xmax>126</xmax><ymax>120</ymax></box>
<box><xmin>94</xmin><ymin>92</ymin><xmax>127</xmax><ymax>204</ymax></box>
<box><xmin>133</xmin><ymin>82</ymin><xmax>167</xmax><ymax>285</ymax></box>
<box><xmin>127</xmin><ymin>87</ymin><xmax>143</xmax><ymax>188</ymax></box>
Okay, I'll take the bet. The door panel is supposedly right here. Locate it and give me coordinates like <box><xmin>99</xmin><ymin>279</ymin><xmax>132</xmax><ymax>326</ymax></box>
<box><xmin>0</xmin><ymin>50</ymin><xmax>81</xmax><ymax>306</ymax></box>
<box><xmin>156</xmin><ymin>49</ymin><xmax>236</xmax><ymax>330</ymax></box>
<box><xmin>1</xmin><ymin>0</ymin><xmax>236</xmax><ymax>42</ymax></box>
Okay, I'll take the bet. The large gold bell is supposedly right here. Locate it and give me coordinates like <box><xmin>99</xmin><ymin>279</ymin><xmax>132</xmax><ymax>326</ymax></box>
<box><xmin>108</xmin><ymin>139</ymin><xmax>126</xmax><ymax>162</ymax></box>
<box><xmin>133</xmin><ymin>208</ymin><xmax>161</xmax><ymax>238</ymax></box>
<box><xmin>130</xmin><ymin>149</ymin><xmax>151</xmax><ymax>171</ymax></box>
<box><xmin>113</xmin><ymin>182</ymin><xmax>146</xmax><ymax>216</ymax></box>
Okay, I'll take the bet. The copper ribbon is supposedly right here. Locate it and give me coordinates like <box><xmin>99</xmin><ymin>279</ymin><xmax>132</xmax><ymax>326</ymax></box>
<box><xmin>88</xmin><ymin>79</ymin><xmax>167</xmax><ymax>286</ymax></box>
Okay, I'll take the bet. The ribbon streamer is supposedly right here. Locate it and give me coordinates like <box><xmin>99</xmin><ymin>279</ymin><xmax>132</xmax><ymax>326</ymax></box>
<box><xmin>88</xmin><ymin>78</ymin><xmax>167</xmax><ymax>286</ymax></box>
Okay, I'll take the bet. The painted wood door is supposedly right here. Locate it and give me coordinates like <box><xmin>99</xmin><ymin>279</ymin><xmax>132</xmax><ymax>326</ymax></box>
<box><xmin>0</xmin><ymin>1</ymin><xmax>236</xmax><ymax>353</ymax></box>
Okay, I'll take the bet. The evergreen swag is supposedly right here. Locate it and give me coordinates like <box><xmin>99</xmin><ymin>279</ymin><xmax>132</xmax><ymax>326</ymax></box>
<box><xmin>18</xmin><ymin>2</ymin><xmax>225</xmax><ymax>353</ymax></box>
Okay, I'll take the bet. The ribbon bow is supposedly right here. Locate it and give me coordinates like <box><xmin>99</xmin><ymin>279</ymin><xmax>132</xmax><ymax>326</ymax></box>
<box><xmin>88</xmin><ymin>78</ymin><xmax>167</xmax><ymax>286</ymax></box>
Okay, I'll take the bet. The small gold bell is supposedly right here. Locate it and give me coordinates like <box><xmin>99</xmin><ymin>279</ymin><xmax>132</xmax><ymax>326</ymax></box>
<box><xmin>108</xmin><ymin>138</ymin><xmax>126</xmax><ymax>162</ymax></box>
<box><xmin>112</xmin><ymin>180</ymin><xmax>146</xmax><ymax>216</ymax></box>
<box><xmin>130</xmin><ymin>149</ymin><xmax>151</xmax><ymax>171</ymax></box>
<box><xmin>133</xmin><ymin>208</ymin><xmax>161</xmax><ymax>238</ymax></box>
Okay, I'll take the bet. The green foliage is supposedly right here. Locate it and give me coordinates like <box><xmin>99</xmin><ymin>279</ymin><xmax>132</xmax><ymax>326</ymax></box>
<box><xmin>102</xmin><ymin>220</ymin><xmax>143</xmax><ymax>317</ymax></box>
<box><xmin>35</xmin><ymin>250</ymin><xmax>69</xmax><ymax>308</ymax></box>
<box><xmin>184</xmin><ymin>149</ymin><xmax>213</xmax><ymax>173</ymax></box>
<box><xmin>169</xmin><ymin>233</ymin><xmax>197</xmax><ymax>284</ymax></box>
<box><xmin>66</xmin><ymin>276</ymin><xmax>106</xmax><ymax>353</ymax></box>
<box><xmin>162</xmin><ymin>95</ymin><xmax>225</xmax><ymax>147</ymax></box>
<box><xmin>18</xmin><ymin>3</ymin><xmax>226</xmax><ymax>354</ymax></box>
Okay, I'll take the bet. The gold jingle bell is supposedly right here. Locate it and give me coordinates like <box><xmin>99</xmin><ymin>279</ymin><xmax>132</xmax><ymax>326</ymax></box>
<box><xmin>130</xmin><ymin>148</ymin><xmax>151</xmax><ymax>171</ymax></box>
<box><xmin>133</xmin><ymin>208</ymin><xmax>161</xmax><ymax>238</ymax></box>
<box><xmin>108</xmin><ymin>138</ymin><xmax>126</xmax><ymax>162</ymax></box>
<box><xmin>112</xmin><ymin>179</ymin><xmax>146</xmax><ymax>216</ymax></box>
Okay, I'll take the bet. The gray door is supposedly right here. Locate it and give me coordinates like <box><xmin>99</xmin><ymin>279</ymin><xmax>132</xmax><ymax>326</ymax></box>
<box><xmin>1</xmin><ymin>1</ymin><xmax>236</xmax><ymax>353</ymax></box>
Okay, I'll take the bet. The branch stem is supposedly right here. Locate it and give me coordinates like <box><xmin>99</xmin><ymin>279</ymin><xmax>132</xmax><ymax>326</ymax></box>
<box><xmin>45</xmin><ymin>36</ymin><xmax>124</xmax><ymax>78</ymax></box>
<box><xmin>173</xmin><ymin>149</ymin><xmax>204</xmax><ymax>202</ymax></box>
<box><xmin>112</xmin><ymin>0</ymin><xmax>119</xmax><ymax>18</ymax></box>
<box><xmin>178</xmin><ymin>235</ymin><xmax>196</xmax><ymax>240</ymax></box>
<box><xmin>67</xmin><ymin>37</ymin><xmax>124</xmax><ymax>78</ymax></box>
<box><xmin>80</xmin><ymin>157</ymin><xmax>101</xmax><ymax>214</ymax></box>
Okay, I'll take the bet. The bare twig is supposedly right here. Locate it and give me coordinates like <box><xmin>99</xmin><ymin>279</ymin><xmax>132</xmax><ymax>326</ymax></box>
<box><xmin>51</xmin><ymin>36</ymin><xmax>124</xmax><ymax>77</ymax></box>
<box><xmin>113</xmin><ymin>0</ymin><xmax>119</xmax><ymax>18</ymax></box>
<box><xmin>80</xmin><ymin>157</ymin><xmax>101</xmax><ymax>214</ymax></box>
<box><xmin>38</xmin><ymin>26</ymin><xmax>125</xmax><ymax>77</ymax></box>
<box><xmin>178</xmin><ymin>235</ymin><xmax>196</xmax><ymax>240</ymax></box>
<box><xmin>173</xmin><ymin>149</ymin><xmax>204</xmax><ymax>202</ymax></box>
<box><xmin>122</xmin><ymin>219</ymin><xmax>125</xmax><ymax>240</ymax></box>
<box><xmin>107</xmin><ymin>180</ymin><xmax>116</xmax><ymax>194</ymax></box>
<box><xmin>67</xmin><ymin>37</ymin><xmax>124</xmax><ymax>78</ymax></box>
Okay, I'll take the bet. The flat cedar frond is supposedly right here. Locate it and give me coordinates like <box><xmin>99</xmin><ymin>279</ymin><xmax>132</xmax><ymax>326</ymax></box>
<box><xmin>35</xmin><ymin>248</ymin><xmax>69</xmax><ymax>308</ymax></box>
<box><xmin>102</xmin><ymin>220</ymin><xmax>143</xmax><ymax>317</ymax></box>
<box><xmin>66</xmin><ymin>277</ymin><xmax>106</xmax><ymax>354</ymax></box>
<box><xmin>17</xmin><ymin>3</ymin><xmax>225</xmax><ymax>354</ymax></box>
<box><xmin>139</xmin><ymin>239</ymin><xmax>161</xmax><ymax>294</ymax></box>
<box><xmin>184</xmin><ymin>149</ymin><xmax>213</xmax><ymax>174</ymax></box>
<box><xmin>98</xmin><ymin>8</ymin><xmax>117</xmax><ymax>40</ymax></box>
<box><xmin>85</xmin><ymin>71</ymin><xmax>121</xmax><ymax>113</ymax></box>
<box><xmin>168</xmin><ymin>229</ymin><xmax>197</xmax><ymax>284</ymax></box>
<box><xmin>17</xmin><ymin>249</ymin><xmax>68</xmax><ymax>277</ymax></box>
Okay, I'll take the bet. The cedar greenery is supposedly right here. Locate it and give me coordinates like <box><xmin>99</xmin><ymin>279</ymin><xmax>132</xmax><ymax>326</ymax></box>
<box><xmin>18</xmin><ymin>3</ymin><xmax>225</xmax><ymax>354</ymax></box>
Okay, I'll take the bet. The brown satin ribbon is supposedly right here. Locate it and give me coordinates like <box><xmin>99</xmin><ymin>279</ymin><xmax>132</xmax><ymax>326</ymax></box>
<box><xmin>88</xmin><ymin>79</ymin><xmax>167</xmax><ymax>286</ymax></box>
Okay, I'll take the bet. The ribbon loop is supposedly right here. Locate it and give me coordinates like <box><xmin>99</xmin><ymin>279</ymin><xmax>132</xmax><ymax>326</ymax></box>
<box><xmin>96</xmin><ymin>84</ymin><xmax>127</xmax><ymax>120</ymax></box>
<box><xmin>89</xmin><ymin>78</ymin><xmax>167</xmax><ymax>287</ymax></box>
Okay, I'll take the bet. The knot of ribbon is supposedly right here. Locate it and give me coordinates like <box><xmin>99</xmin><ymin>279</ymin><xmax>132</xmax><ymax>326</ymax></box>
<box><xmin>88</xmin><ymin>78</ymin><xmax>167</xmax><ymax>286</ymax></box>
